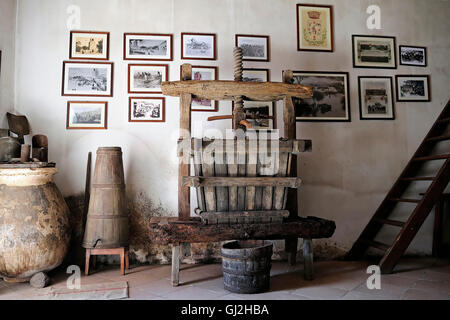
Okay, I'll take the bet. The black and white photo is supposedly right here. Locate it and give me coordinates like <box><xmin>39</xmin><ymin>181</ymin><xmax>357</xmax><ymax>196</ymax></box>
<box><xmin>62</xmin><ymin>61</ymin><xmax>113</xmax><ymax>97</ymax></box>
<box><xmin>358</xmin><ymin>77</ymin><xmax>395</xmax><ymax>120</ymax></box>
<box><xmin>129</xmin><ymin>97</ymin><xmax>165</xmax><ymax>122</ymax></box>
<box><xmin>128</xmin><ymin>64</ymin><xmax>168</xmax><ymax>94</ymax></box>
<box><xmin>181</xmin><ymin>33</ymin><xmax>216</xmax><ymax>60</ymax></box>
<box><xmin>124</xmin><ymin>33</ymin><xmax>173</xmax><ymax>61</ymax></box>
<box><xmin>399</xmin><ymin>45</ymin><xmax>427</xmax><ymax>67</ymax></box>
<box><xmin>66</xmin><ymin>101</ymin><xmax>107</xmax><ymax>129</ymax></box>
<box><xmin>242</xmin><ymin>68</ymin><xmax>269</xmax><ymax>82</ymax></box>
<box><xmin>236</xmin><ymin>35</ymin><xmax>270</xmax><ymax>61</ymax></box>
<box><xmin>352</xmin><ymin>35</ymin><xmax>397</xmax><ymax>69</ymax></box>
<box><xmin>396</xmin><ymin>75</ymin><xmax>430</xmax><ymax>102</ymax></box>
<box><xmin>292</xmin><ymin>71</ymin><xmax>350</xmax><ymax>121</ymax></box>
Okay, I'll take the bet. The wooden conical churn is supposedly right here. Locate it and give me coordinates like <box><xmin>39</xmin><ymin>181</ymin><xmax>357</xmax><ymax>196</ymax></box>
<box><xmin>83</xmin><ymin>147</ymin><xmax>129</xmax><ymax>249</ymax></box>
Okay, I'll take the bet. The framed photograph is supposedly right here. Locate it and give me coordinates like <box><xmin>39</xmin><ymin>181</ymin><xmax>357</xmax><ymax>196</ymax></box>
<box><xmin>128</xmin><ymin>64</ymin><xmax>168</xmax><ymax>94</ymax></box>
<box><xmin>292</xmin><ymin>71</ymin><xmax>350</xmax><ymax>122</ymax></box>
<box><xmin>62</xmin><ymin>61</ymin><xmax>113</xmax><ymax>97</ymax></box>
<box><xmin>358</xmin><ymin>77</ymin><xmax>395</xmax><ymax>120</ymax></box>
<box><xmin>296</xmin><ymin>4</ymin><xmax>333</xmax><ymax>52</ymax></box>
<box><xmin>181</xmin><ymin>33</ymin><xmax>216</xmax><ymax>60</ymax></box>
<box><xmin>181</xmin><ymin>65</ymin><xmax>218</xmax><ymax>112</ymax></box>
<box><xmin>352</xmin><ymin>35</ymin><xmax>396</xmax><ymax>69</ymax></box>
<box><xmin>124</xmin><ymin>33</ymin><xmax>173</xmax><ymax>61</ymax></box>
<box><xmin>399</xmin><ymin>45</ymin><xmax>427</xmax><ymax>67</ymax></box>
<box><xmin>395</xmin><ymin>75</ymin><xmax>430</xmax><ymax>102</ymax></box>
<box><xmin>235</xmin><ymin>35</ymin><xmax>270</xmax><ymax>61</ymax></box>
<box><xmin>66</xmin><ymin>101</ymin><xmax>107</xmax><ymax>130</ymax></box>
<box><xmin>69</xmin><ymin>31</ymin><xmax>109</xmax><ymax>60</ymax></box>
<box><xmin>242</xmin><ymin>68</ymin><xmax>269</xmax><ymax>82</ymax></box>
<box><xmin>129</xmin><ymin>97</ymin><xmax>165</xmax><ymax>122</ymax></box>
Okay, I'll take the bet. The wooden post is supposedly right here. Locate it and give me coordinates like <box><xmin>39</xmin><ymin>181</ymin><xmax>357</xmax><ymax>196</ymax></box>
<box><xmin>233</xmin><ymin>47</ymin><xmax>246</xmax><ymax>130</ymax></box>
<box><xmin>283</xmin><ymin>70</ymin><xmax>299</xmax><ymax>265</ymax></box>
<box><xmin>171</xmin><ymin>244</ymin><xmax>181</xmax><ymax>286</ymax></box>
<box><xmin>303</xmin><ymin>239</ymin><xmax>314</xmax><ymax>280</ymax></box>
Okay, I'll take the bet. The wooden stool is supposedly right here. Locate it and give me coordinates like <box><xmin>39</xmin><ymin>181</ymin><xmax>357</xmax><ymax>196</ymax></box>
<box><xmin>85</xmin><ymin>247</ymin><xmax>130</xmax><ymax>276</ymax></box>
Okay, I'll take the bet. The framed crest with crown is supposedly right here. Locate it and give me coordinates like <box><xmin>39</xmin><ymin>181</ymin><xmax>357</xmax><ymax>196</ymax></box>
<box><xmin>296</xmin><ymin>4</ymin><xmax>333</xmax><ymax>52</ymax></box>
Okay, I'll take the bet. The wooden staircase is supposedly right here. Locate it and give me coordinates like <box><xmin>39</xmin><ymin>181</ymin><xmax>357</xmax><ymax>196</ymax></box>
<box><xmin>347</xmin><ymin>99</ymin><xmax>450</xmax><ymax>273</ymax></box>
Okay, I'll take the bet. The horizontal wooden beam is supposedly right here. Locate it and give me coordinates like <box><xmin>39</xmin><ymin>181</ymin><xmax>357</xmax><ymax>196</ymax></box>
<box><xmin>147</xmin><ymin>216</ymin><xmax>336</xmax><ymax>245</ymax></box>
<box><xmin>183</xmin><ymin>176</ymin><xmax>302</xmax><ymax>188</ymax></box>
<box><xmin>162</xmin><ymin>80</ymin><xmax>313</xmax><ymax>101</ymax></box>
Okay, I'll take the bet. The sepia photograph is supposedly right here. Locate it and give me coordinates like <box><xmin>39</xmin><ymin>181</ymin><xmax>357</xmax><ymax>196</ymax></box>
<box><xmin>124</xmin><ymin>33</ymin><xmax>173</xmax><ymax>61</ymax></box>
<box><xmin>66</xmin><ymin>101</ymin><xmax>107</xmax><ymax>129</ymax></box>
<box><xmin>292</xmin><ymin>71</ymin><xmax>350</xmax><ymax>121</ymax></box>
<box><xmin>70</xmin><ymin>31</ymin><xmax>109</xmax><ymax>60</ymax></box>
<box><xmin>128</xmin><ymin>64</ymin><xmax>168</xmax><ymax>94</ymax></box>
<box><xmin>358</xmin><ymin>76</ymin><xmax>395</xmax><ymax>120</ymax></box>
<box><xmin>242</xmin><ymin>68</ymin><xmax>269</xmax><ymax>82</ymax></box>
<box><xmin>399</xmin><ymin>45</ymin><xmax>427</xmax><ymax>67</ymax></box>
<box><xmin>297</xmin><ymin>4</ymin><xmax>333</xmax><ymax>52</ymax></box>
<box><xmin>184</xmin><ymin>66</ymin><xmax>218</xmax><ymax>111</ymax></box>
<box><xmin>181</xmin><ymin>33</ymin><xmax>216</xmax><ymax>60</ymax></box>
<box><xmin>352</xmin><ymin>35</ymin><xmax>396</xmax><ymax>69</ymax></box>
<box><xmin>236</xmin><ymin>35</ymin><xmax>270</xmax><ymax>61</ymax></box>
<box><xmin>129</xmin><ymin>97</ymin><xmax>165</xmax><ymax>122</ymax></box>
<box><xmin>62</xmin><ymin>61</ymin><xmax>113</xmax><ymax>97</ymax></box>
<box><xmin>396</xmin><ymin>75</ymin><xmax>430</xmax><ymax>102</ymax></box>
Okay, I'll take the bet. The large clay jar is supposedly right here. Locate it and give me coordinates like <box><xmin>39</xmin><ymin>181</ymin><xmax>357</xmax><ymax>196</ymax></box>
<box><xmin>0</xmin><ymin>167</ymin><xmax>71</xmax><ymax>282</ymax></box>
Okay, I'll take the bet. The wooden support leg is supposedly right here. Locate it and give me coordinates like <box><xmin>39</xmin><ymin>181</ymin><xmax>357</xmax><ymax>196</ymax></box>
<box><xmin>92</xmin><ymin>255</ymin><xmax>97</xmax><ymax>271</ymax></box>
<box><xmin>285</xmin><ymin>238</ymin><xmax>298</xmax><ymax>265</ymax></box>
<box><xmin>120</xmin><ymin>248</ymin><xmax>125</xmax><ymax>276</ymax></box>
<box><xmin>303</xmin><ymin>239</ymin><xmax>314</xmax><ymax>281</ymax></box>
<box><xmin>85</xmin><ymin>249</ymin><xmax>91</xmax><ymax>276</ymax></box>
<box><xmin>171</xmin><ymin>244</ymin><xmax>181</xmax><ymax>286</ymax></box>
<box><xmin>125</xmin><ymin>247</ymin><xmax>130</xmax><ymax>269</ymax></box>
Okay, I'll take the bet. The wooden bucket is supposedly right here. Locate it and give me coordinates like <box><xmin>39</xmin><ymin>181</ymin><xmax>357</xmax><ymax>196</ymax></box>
<box><xmin>82</xmin><ymin>147</ymin><xmax>129</xmax><ymax>249</ymax></box>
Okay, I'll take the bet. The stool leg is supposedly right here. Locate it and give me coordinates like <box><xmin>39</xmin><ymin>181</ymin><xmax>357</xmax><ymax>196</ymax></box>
<box><xmin>85</xmin><ymin>249</ymin><xmax>91</xmax><ymax>276</ymax></box>
<box><xmin>303</xmin><ymin>239</ymin><xmax>314</xmax><ymax>281</ymax></box>
<box><xmin>285</xmin><ymin>238</ymin><xmax>298</xmax><ymax>265</ymax></box>
<box><xmin>125</xmin><ymin>248</ymin><xmax>130</xmax><ymax>269</ymax></box>
<box><xmin>120</xmin><ymin>248</ymin><xmax>125</xmax><ymax>276</ymax></box>
<box><xmin>171</xmin><ymin>245</ymin><xmax>181</xmax><ymax>286</ymax></box>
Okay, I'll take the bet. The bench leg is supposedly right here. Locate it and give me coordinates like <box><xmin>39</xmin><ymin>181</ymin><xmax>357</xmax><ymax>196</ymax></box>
<box><xmin>285</xmin><ymin>238</ymin><xmax>298</xmax><ymax>265</ymax></box>
<box><xmin>85</xmin><ymin>249</ymin><xmax>91</xmax><ymax>276</ymax></box>
<box><xmin>171</xmin><ymin>244</ymin><xmax>181</xmax><ymax>286</ymax></box>
<box><xmin>303</xmin><ymin>238</ymin><xmax>314</xmax><ymax>281</ymax></box>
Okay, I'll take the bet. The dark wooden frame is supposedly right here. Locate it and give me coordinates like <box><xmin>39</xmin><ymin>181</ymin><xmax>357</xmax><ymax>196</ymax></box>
<box><xmin>399</xmin><ymin>45</ymin><xmax>427</xmax><ymax>67</ymax></box>
<box><xmin>62</xmin><ymin>61</ymin><xmax>114</xmax><ymax>97</ymax></box>
<box><xmin>181</xmin><ymin>65</ymin><xmax>219</xmax><ymax>112</ymax></box>
<box><xmin>395</xmin><ymin>74</ymin><xmax>431</xmax><ymax>102</ymax></box>
<box><xmin>127</xmin><ymin>63</ymin><xmax>168</xmax><ymax>94</ymax></box>
<box><xmin>358</xmin><ymin>76</ymin><xmax>395</xmax><ymax>120</ymax></box>
<box><xmin>292</xmin><ymin>71</ymin><xmax>351</xmax><ymax>122</ymax></box>
<box><xmin>235</xmin><ymin>34</ymin><xmax>270</xmax><ymax>62</ymax></box>
<box><xmin>69</xmin><ymin>30</ymin><xmax>110</xmax><ymax>60</ymax></box>
<box><xmin>352</xmin><ymin>35</ymin><xmax>397</xmax><ymax>69</ymax></box>
<box><xmin>66</xmin><ymin>101</ymin><xmax>108</xmax><ymax>130</ymax></box>
<box><xmin>128</xmin><ymin>97</ymin><xmax>166</xmax><ymax>123</ymax></box>
<box><xmin>296</xmin><ymin>4</ymin><xmax>334</xmax><ymax>52</ymax></box>
<box><xmin>123</xmin><ymin>33</ymin><xmax>173</xmax><ymax>61</ymax></box>
<box><xmin>181</xmin><ymin>32</ymin><xmax>217</xmax><ymax>60</ymax></box>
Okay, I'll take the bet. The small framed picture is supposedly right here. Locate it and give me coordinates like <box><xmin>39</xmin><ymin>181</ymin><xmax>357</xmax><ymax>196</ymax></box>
<box><xmin>181</xmin><ymin>33</ymin><xmax>216</xmax><ymax>60</ymax></box>
<box><xmin>70</xmin><ymin>31</ymin><xmax>109</xmax><ymax>60</ymax></box>
<box><xmin>182</xmin><ymin>65</ymin><xmax>218</xmax><ymax>112</ymax></box>
<box><xmin>352</xmin><ymin>35</ymin><xmax>397</xmax><ymax>69</ymax></box>
<box><xmin>128</xmin><ymin>64</ymin><xmax>168</xmax><ymax>94</ymax></box>
<box><xmin>296</xmin><ymin>4</ymin><xmax>333</xmax><ymax>52</ymax></box>
<box><xmin>235</xmin><ymin>35</ymin><xmax>270</xmax><ymax>61</ymax></box>
<box><xmin>124</xmin><ymin>33</ymin><xmax>173</xmax><ymax>61</ymax></box>
<box><xmin>399</xmin><ymin>45</ymin><xmax>427</xmax><ymax>67</ymax></box>
<box><xmin>395</xmin><ymin>75</ymin><xmax>430</xmax><ymax>102</ymax></box>
<box><xmin>242</xmin><ymin>68</ymin><xmax>269</xmax><ymax>82</ymax></box>
<box><xmin>129</xmin><ymin>97</ymin><xmax>165</xmax><ymax>122</ymax></box>
<box><xmin>358</xmin><ymin>77</ymin><xmax>395</xmax><ymax>120</ymax></box>
<box><xmin>66</xmin><ymin>101</ymin><xmax>107</xmax><ymax>130</ymax></box>
<box><xmin>62</xmin><ymin>61</ymin><xmax>114</xmax><ymax>97</ymax></box>
<box><xmin>292</xmin><ymin>71</ymin><xmax>350</xmax><ymax>122</ymax></box>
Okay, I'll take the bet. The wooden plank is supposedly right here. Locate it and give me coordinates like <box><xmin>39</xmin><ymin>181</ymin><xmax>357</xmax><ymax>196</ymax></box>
<box><xmin>171</xmin><ymin>245</ymin><xmax>181</xmax><ymax>286</ymax></box>
<box><xmin>237</xmin><ymin>139</ymin><xmax>246</xmax><ymax>210</ymax></box>
<box><xmin>193</xmin><ymin>138</ymin><xmax>206</xmax><ymax>212</ymax></box>
<box><xmin>162</xmin><ymin>80</ymin><xmax>313</xmax><ymax>101</ymax></box>
<box><xmin>215</xmin><ymin>150</ymin><xmax>229</xmax><ymax>211</ymax></box>
<box><xmin>181</xmin><ymin>64</ymin><xmax>192</xmax><ymax>81</ymax></box>
<box><xmin>227</xmin><ymin>149</ymin><xmax>238</xmax><ymax>211</ymax></box>
<box><xmin>182</xmin><ymin>176</ymin><xmax>301</xmax><ymax>188</ymax></box>
<box><xmin>303</xmin><ymin>239</ymin><xmax>314</xmax><ymax>280</ymax></box>
<box><xmin>273</xmin><ymin>152</ymin><xmax>289</xmax><ymax>209</ymax></box>
<box><xmin>202</xmin><ymin>147</ymin><xmax>216</xmax><ymax>212</ymax></box>
<box><xmin>178</xmin><ymin>93</ymin><xmax>192</xmax><ymax>221</ymax></box>
<box><xmin>147</xmin><ymin>216</ymin><xmax>336</xmax><ymax>245</ymax></box>
<box><xmin>199</xmin><ymin>210</ymin><xmax>289</xmax><ymax>225</ymax></box>
<box><xmin>245</xmin><ymin>143</ymin><xmax>257</xmax><ymax>210</ymax></box>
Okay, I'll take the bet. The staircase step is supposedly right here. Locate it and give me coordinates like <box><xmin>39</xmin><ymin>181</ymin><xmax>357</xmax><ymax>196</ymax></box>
<box><xmin>400</xmin><ymin>176</ymin><xmax>435</xmax><ymax>181</ymax></box>
<box><xmin>375</xmin><ymin>218</ymin><xmax>405</xmax><ymax>227</ymax></box>
<box><xmin>390</xmin><ymin>198</ymin><xmax>421</xmax><ymax>203</ymax></box>
<box><xmin>412</xmin><ymin>154</ymin><xmax>450</xmax><ymax>161</ymax></box>
<box><xmin>426</xmin><ymin>134</ymin><xmax>450</xmax><ymax>142</ymax></box>
<box><xmin>437</xmin><ymin>117</ymin><xmax>450</xmax><ymax>124</ymax></box>
<box><xmin>365</xmin><ymin>240</ymin><xmax>391</xmax><ymax>251</ymax></box>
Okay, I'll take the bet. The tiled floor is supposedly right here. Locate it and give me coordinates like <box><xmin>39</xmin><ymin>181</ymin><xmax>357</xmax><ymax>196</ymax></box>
<box><xmin>0</xmin><ymin>257</ymin><xmax>449</xmax><ymax>300</ymax></box>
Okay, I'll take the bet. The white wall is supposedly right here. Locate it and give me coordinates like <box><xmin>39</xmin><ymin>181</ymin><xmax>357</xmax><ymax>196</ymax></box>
<box><xmin>10</xmin><ymin>0</ymin><xmax>450</xmax><ymax>257</ymax></box>
<box><xmin>0</xmin><ymin>0</ymin><xmax>16</xmax><ymax>127</ymax></box>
